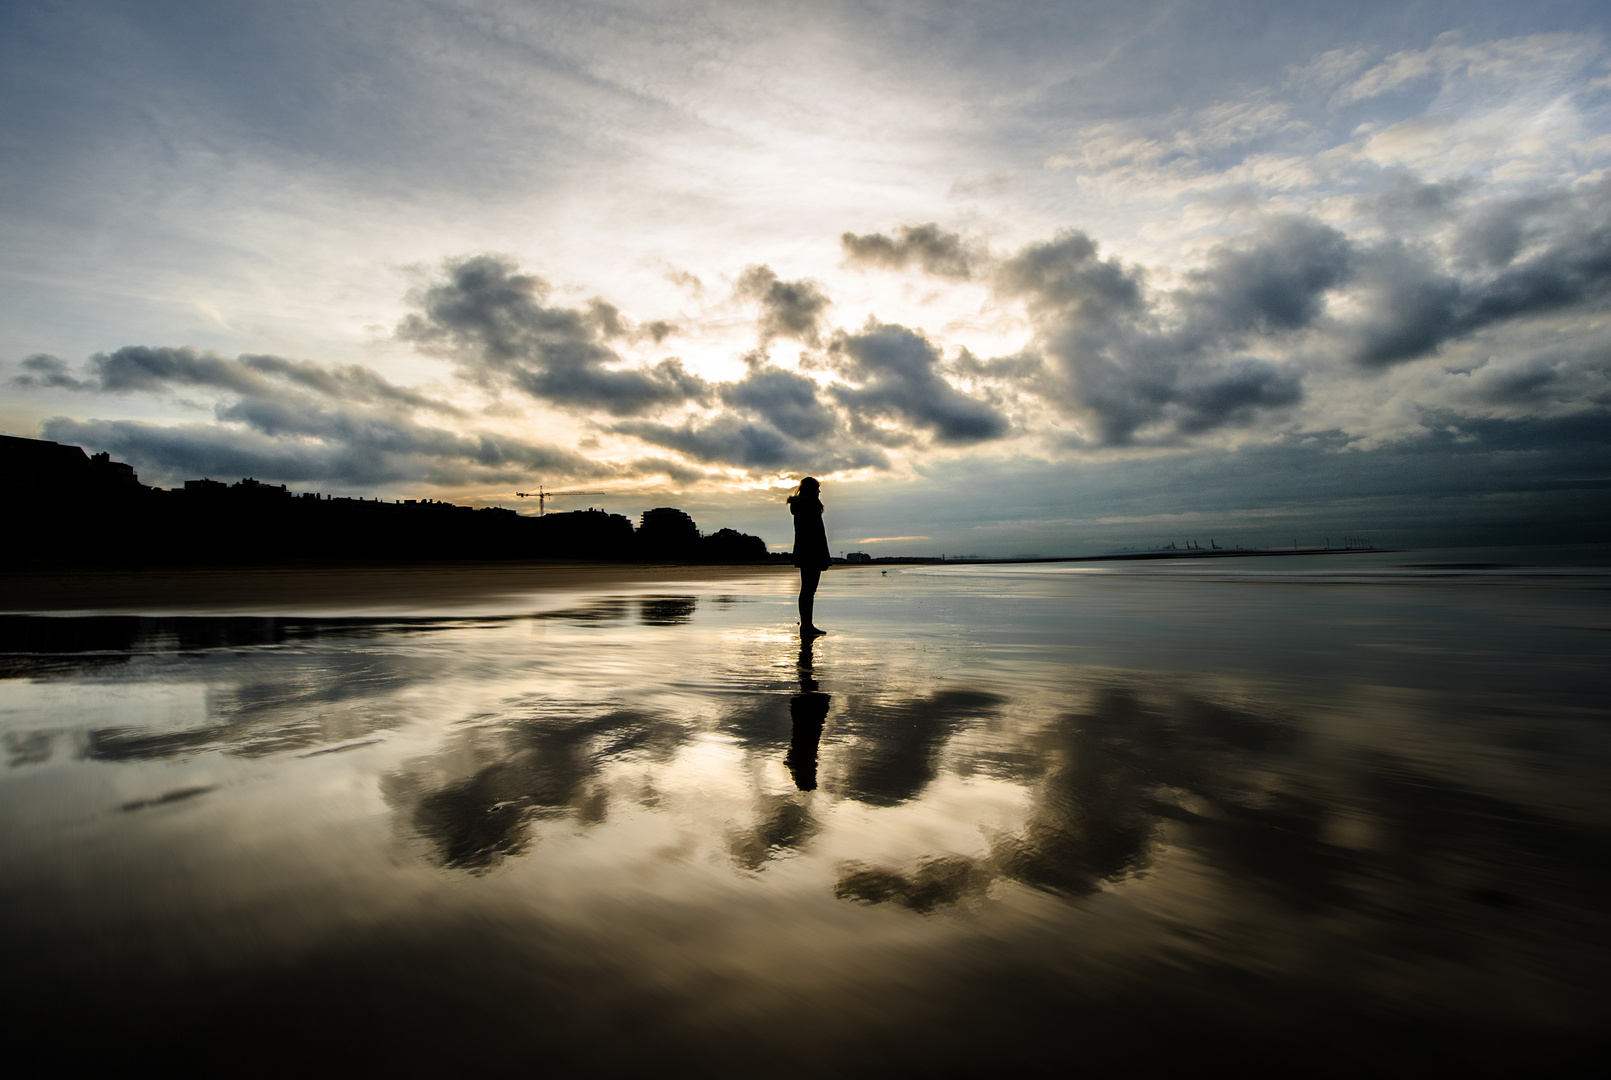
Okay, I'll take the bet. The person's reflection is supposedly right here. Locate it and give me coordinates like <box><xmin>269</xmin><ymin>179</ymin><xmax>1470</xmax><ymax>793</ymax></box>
<box><xmin>784</xmin><ymin>636</ymin><xmax>830</xmax><ymax>790</ymax></box>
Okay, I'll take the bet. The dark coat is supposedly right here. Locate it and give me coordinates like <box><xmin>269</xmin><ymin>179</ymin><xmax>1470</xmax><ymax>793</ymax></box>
<box><xmin>790</xmin><ymin>498</ymin><xmax>831</xmax><ymax>570</ymax></box>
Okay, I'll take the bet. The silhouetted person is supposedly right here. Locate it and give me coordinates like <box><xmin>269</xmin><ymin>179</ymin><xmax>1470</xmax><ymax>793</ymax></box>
<box><xmin>785</xmin><ymin>636</ymin><xmax>830</xmax><ymax>791</ymax></box>
<box><xmin>788</xmin><ymin>476</ymin><xmax>830</xmax><ymax>636</ymax></box>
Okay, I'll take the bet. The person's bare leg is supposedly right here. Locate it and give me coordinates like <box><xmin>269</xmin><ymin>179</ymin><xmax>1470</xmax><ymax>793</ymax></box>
<box><xmin>799</xmin><ymin>569</ymin><xmax>824</xmax><ymax>635</ymax></box>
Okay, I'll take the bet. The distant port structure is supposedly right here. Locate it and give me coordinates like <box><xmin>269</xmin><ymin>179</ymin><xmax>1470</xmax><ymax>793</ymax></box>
<box><xmin>833</xmin><ymin>538</ymin><xmax>1383</xmax><ymax>567</ymax></box>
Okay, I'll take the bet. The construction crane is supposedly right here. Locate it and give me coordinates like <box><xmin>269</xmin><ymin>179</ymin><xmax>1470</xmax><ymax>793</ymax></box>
<box><xmin>514</xmin><ymin>486</ymin><xmax>608</xmax><ymax>515</ymax></box>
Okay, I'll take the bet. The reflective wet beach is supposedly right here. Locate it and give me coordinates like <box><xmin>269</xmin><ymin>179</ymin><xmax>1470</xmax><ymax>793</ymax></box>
<box><xmin>2</xmin><ymin>552</ymin><xmax>1607</xmax><ymax>1072</ymax></box>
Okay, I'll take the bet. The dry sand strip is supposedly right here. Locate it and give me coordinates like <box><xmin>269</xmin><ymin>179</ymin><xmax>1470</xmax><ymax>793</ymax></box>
<box><xmin>0</xmin><ymin>562</ymin><xmax>797</xmax><ymax>615</ymax></box>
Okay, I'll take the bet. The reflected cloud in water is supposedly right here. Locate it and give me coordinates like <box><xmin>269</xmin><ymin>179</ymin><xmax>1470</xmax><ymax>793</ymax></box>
<box><xmin>836</xmin><ymin>682</ymin><xmax>1294</xmax><ymax>907</ymax></box>
<box><xmin>384</xmin><ymin>706</ymin><xmax>688</xmax><ymax>872</ymax></box>
<box><xmin>830</xmin><ymin>687</ymin><xmax>1004</xmax><ymax>807</ymax></box>
<box><xmin>638</xmin><ymin>595</ymin><xmax>698</xmax><ymax>625</ymax></box>
<box><xmin>726</xmin><ymin>638</ymin><xmax>829</xmax><ymax>871</ymax></box>
<box><xmin>1</xmin><ymin>558</ymin><xmax>1607</xmax><ymax>1069</ymax></box>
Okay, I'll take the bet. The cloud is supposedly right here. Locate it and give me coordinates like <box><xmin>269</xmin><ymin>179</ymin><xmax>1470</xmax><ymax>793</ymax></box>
<box><xmin>1336</xmin><ymin>33</ymin><xmax>1601</xmax><ymax>105</ymax></box>
<box><xmin>398</xmin><ymin>254</ymin><xmax>708</xmax><ymax>416</ymax></box>
<box><xmin>40</xmin><ymin>415</ymin><xmax>600</xmax><ymax>490</ymax></box>
<box><xmin>827</xmin><ymin>222</ymin><xmax>1322</xmax><ymax>445</ymax></box>
<box><xmin>995</xmin><ymin>230</ymin><xmax>1144</xmax><ymax>323</ymax></box>
<box><xmin>828</xmin><ymin>322</ymin><xmax>1009</xmax><ymax>445</ymax></box>
<box><xmin>19</xmin><ymin>170</ymin><xmax>1611</xmax><ymax>495</ymax></box>
<box><xmin>720</xmin><ymin>362</ymin><xmax>839</xmax><ymax>441</ymax></box>
<box><xmin>1180</xmin><ymin>217</ymin><xmax>1351</xmax><ymax>335</ymax></box>
<box><xmin>614</xmin><ymin>331</ymin><xmax>1013</xmax><ymax>474</ymax></box>
<box><xmin>17</xmin><ymin>343</ymin><xmax>604</xmax><ymax>491</ymax></box>
<box><xmin>612</xmin><ymin>321</ymin><xmax>1011</xmax><ymax>473</ymax></box>
<box><xmin>57</xmin><ymin>345</ymin><xmax>464</xmax><ymax>415</ymax></box>
<box><xmin>733</xmin><ymin>265</ymin><xmax>832</xmax><ymax>346</ymax></box>
<box><xmin>614</xmin><ymin>414</ymin><xmax>889</xmax><ymax>475</ymax></box>
<box><xmin>88</xmin><ymin>345</ymin><xmax>264</xmax><ymax>395</ymax></box>
<box><xmin>1044</xmin><ymin>96</ymin><xmax>1306</xmax><ymax>181</ymax></box>
<box><xmin>994</xmin><ymin>228</ymin><xmax>1306</xmax><ymax>445</ymax></box>
<box><xmin>9</xmin><ymin>354</ymin><xmax>87</xmax><ymax>390</ymax></box>
<box><xmin>1343</xmin><ymin>181</ymin><xmax>1611</xmax><ymax>367</ymax></box>
<box><xmin>615</xmin><ymin>357</ymin><xmax>891</xmax><ymax>476</ymax></box>
<box><xmin>840</xmin><ymin>223</ymin><xmax>978</xmax><ymax>280</ymax></box>
<box><xmin>624</xmin><ymin>456</ymin><xmax>710</xmax><ymax>486</ymax></box>
<box><xmin>1368</xmin><ymin>174</ymin><xmax>1478</xmax><ymax>233</ymax></box>
<box><xmin>238</xmin><ymin>353</ymin><xmax>458</xmax><ymax>413</ymax></box>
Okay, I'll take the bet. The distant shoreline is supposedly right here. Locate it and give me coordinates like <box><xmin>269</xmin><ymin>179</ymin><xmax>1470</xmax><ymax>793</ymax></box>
<box><xmin>0</xmin><ymin>549</ymin><xmax>1404</xmax><ymax>615</ymax></box>
<box><xmin>853</xmin><ymin>548</ymin><xmax>1395</xmax><ymax>566</ymax></box>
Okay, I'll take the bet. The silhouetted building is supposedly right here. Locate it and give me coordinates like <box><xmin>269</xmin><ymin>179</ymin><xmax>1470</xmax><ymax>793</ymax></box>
<box><xmin>637</xmin><ymin>507</ymin><xmax>700</xmax><ymax>560</ymax></box>
<box><xmin>701</xmin><ymin>527</ymin><xmax>769</xmax><ymax>563</ymax></box>
<box><xmin>1</xmin><ymin>434</ymin><xmax>142</xmax><ymax>494</ymax></box>
<box><xmin>537</xmin><ymin>509</ymin><xmax>635</xmax><ymax>560</ymax></box>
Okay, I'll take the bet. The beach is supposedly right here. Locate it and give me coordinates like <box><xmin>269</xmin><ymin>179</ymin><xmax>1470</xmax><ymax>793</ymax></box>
<box><xmin>1</xmin><ymin>549</ymin><xmax>1606</xmax><ymax>1072</ymax></box>
<box><xmin>0</xmin><ymin>561</ymin><xmax>796</xmax><ymax>614</ymax></box>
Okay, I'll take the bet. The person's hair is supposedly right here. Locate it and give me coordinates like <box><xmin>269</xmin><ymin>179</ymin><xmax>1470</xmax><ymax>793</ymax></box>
<box><xmin>786</xmin><ymin>476</ymin><xmax>820</xmax><ymax>506</ymax></box>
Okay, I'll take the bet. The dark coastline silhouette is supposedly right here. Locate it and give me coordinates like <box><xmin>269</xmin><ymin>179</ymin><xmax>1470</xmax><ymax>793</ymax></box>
<box><xmin>0</xmin><ymin>433</ymin><xmax>776</xmax><ymax>567</ymax></box>
<box><xmin>787</xmin><ymin>476</ymin><xmax>831</xmax><ymax>636</ymax></box>
<box><xmin>2</xmin><ymin>432</ymin><xmax>1394</xmax><ymax>570</ymax></box>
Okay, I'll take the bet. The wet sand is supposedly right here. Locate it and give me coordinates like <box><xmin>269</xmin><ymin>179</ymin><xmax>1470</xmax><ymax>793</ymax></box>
<box><xmin>1</xmin><ymin>551</ymin><xmax>1606</xmax><ymax>1072</ymax></box>
<box><xmin>0</xmin><ymin>561</ymin><xmax>796</xmax><ymax>614</ymax></box>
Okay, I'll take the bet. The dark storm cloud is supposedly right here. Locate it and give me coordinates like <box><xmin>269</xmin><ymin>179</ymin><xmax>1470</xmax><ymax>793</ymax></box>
<box><xmin>828</xmin><ymin>322</ymin><xmax>1009</xmax><ymax>445</ymax></box>
<box><xmin>733</xmin><ymin>265</ymin><xmax>832</xmax><ymax>346</ymax></box>
<box><xmin>840</xmin><ymin>223</ymin><xmax>978</xmax><ymax>280</ymax></box>
<box><xmin>398</xmin><ymin>254</ymin><xmax>708</xmax><ymax>416</ymax></box>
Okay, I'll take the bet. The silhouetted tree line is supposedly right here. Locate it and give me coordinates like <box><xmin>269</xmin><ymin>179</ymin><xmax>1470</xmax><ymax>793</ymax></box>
<box><xmin>0</xmin><ymin>434</ymin><xmax>779</xmax><ymax>566</ymax></box>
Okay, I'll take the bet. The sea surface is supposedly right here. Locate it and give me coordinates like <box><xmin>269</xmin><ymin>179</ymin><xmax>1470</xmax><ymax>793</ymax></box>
<box><xmin>2</xmin><ymin>548</ymin><xmax>1607</xmax><ymax>1072</ymax></box>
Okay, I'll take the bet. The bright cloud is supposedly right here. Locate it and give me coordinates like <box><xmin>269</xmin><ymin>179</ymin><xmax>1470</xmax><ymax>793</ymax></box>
<box><xmin>3</xmin><ymin>2</ymin><xmax>1609</xmax><ymax>551</ymax></box>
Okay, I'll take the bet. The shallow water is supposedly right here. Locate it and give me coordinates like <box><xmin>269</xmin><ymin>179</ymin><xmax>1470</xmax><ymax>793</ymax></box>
<box><xmin>2</xmin><ymin>549</ymin><xmax>1608</xmax><ymax>1072</ymax></box>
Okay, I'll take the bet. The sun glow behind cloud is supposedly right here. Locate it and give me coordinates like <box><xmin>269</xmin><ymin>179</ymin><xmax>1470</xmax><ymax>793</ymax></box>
<box><xmin>3</xmin><ymin>2</ymin><xmax>1609</xmax><ymax>551</ymax></box>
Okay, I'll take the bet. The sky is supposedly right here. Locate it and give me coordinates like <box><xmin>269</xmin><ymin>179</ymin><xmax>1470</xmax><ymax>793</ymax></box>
<box><xmin>3</xmin><ymin>0</ymin><xmax>1609</xmax><ymax>554</ymax></box>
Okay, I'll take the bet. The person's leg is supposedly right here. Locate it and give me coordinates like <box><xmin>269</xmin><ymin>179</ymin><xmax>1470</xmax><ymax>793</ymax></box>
<box><xmin>799</xmin><ymin>568</ymin><xmax>822</xmax><ymax>633</ymax></box>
